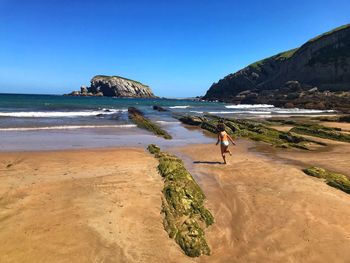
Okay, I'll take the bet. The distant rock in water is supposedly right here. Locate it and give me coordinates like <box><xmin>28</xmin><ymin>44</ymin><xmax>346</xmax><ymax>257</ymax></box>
<box><xmin>66</xmin><ymin>75</ymin><xmax>155</xmax><ymax>98</ymax></box>
<box><xmin>153</xmin><ymin>105</ymin><xmax>167</xmax><ymax>112</ymax></box>
<box><xmin>203</xmin><ymin>24</ymin><xmax>350</xmax><ymax>112</ymax></box>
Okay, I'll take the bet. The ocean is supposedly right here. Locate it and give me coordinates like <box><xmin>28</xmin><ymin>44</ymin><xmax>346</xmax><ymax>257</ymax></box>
<box><xmin>0</xmin><ymin>93</ymin><xmax>336</xmax><ymax>129</ymax></box>
<box><xmin>0</xmin><ymin>93</ymin><xmax>335</xmax><ymax>151</ymax></box>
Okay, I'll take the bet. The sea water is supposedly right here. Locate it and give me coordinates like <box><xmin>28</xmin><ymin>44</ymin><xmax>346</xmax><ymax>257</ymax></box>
<box><xmin>0</xmin><ymin>93</ymin><xmax>335</xmax><ymax>129</ymax></box>
<box><xmin>0</xmin><ymin>93</ymin><xmax>335</xmax><ymax>151</ymax></box>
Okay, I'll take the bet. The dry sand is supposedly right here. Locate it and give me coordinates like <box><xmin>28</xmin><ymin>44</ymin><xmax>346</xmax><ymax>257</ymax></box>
<box><xmin>1</xmin><ymin>133</ymin><xmax>350</xmax><ymax>262</ymax></box>
<box><xmin>0</xmin><ymin>148</ymin><xmax>194</xmax><ymax>263</ymax></box>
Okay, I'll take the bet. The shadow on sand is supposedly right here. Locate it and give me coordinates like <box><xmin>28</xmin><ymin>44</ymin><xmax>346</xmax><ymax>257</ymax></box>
<box><xmin>193</xmin><ymin>161</ymin><xmax>222</xmax><ymax>165</ymax></box>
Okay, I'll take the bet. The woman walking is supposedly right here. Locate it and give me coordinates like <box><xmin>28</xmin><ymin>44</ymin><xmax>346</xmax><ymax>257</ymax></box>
<box><xmin>216</xmin><ymin>122</ymin><xmax>236</xmax><ymax>164</ymax></box>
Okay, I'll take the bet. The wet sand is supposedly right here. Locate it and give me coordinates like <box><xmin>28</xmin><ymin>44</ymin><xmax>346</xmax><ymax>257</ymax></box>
<box><xmin>1</xmin><ymin>121</ymin><xmax>350</xmax><ymax>262</ymax></box>
<box><xmin>174</xmin><ymin>139</ymin><xmax>350</xmax><ymax>263</ymax></box>
<box><xmin>321</xmin><ymin>121</ymin><xmax>350</xmax><ymax>131</ymax></box>
<box><xmin>269</xmin><ymin>125</ymin><xmax>293</xmax><ymax>132</ymax></box>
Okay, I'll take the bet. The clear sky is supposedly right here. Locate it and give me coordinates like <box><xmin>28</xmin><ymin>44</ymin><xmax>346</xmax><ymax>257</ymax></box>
<box><xmin>0</xmin><ymin>0</ymin><xmax>349</xmax><ymax>97</ymax></box>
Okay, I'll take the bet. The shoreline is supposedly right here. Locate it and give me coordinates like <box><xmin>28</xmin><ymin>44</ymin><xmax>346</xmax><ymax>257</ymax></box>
<box><xmin>0</xmin><ymin>123</ymin><xmax>213</xmax><ymax>152</ymax></box>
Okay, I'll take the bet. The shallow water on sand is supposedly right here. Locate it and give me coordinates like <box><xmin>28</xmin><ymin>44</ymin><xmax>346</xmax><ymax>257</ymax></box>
<box><xmin>0</xmin><ymin>121</ymin><xmax>214</xmax><ymax>151</ymax></box>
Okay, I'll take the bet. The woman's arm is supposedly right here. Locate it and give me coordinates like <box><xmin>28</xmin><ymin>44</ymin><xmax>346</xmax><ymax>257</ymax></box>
<box><xmin>216</xmin><ymin>133</ymin><xmax>220</xmax><ymax>145</ymax></box>
<box><xmin>227</xmin><ymin>134</ymin><xmax>236</xmax><ymax>145</ymax></box>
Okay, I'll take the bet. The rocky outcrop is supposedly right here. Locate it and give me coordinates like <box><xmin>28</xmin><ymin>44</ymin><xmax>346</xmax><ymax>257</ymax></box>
<box><xmin>303</xmin><ymin>167</ymin><xmax>350</xmax><ymax>194</ymax></box>
<box><xmin>177</xmin><ymin>115</ymin><xmax>326</xmax><ymax>150</ymax></box>
<box><xmin>67</xmin><ymin>75</ymin><xmax>155</xmax><ymax>98</ymax></box>
<box><xmin>128</xmin><ymin>107</ymin><xmax>172</xmax><ymax>139</ymax></box>
<box><xmin>153</xmin><ymin>105</ymin><xmax>168</xmax><ymax>112</ymax></box>
<box><xmin>147</xmin><ymin>145</ymin><xmax>214</xmax><ymax>257</ymax></box>
<box><xmin>232</xmin><ymin>81</ymin><xmax>350</xmax><ymax>112</ymax></box>
<box><xmin>203</xmin><ymin>24</ymin><xmax>350</xmax><ymax>111</ymax></box>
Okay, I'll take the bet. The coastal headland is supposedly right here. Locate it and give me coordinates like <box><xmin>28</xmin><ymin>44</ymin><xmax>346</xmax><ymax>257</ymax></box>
<box><xmin>203</xmin><ymin>24</ymin><xmax>350</xmax><ymax>113</ymax></box>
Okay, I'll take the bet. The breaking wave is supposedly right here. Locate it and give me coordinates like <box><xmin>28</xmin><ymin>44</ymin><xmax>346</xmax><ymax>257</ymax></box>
<box><xmin>225</xmin><ymin>104</ymin><xmax>274</xmax><ymax>109</ymax></box>
<box><xmin>0</xmin><ymin>109</ymin><xmax>125</xmax><ymax>118</ymax></box>
<box><xmin>169</xmin><ymin>105</ymin><xmax>190</xmax><ymax>109</ymax></box>
<box><xmin>0</xmin><ymin>124</ymin><xmax>137</xmax><ymax>131</ymax></box>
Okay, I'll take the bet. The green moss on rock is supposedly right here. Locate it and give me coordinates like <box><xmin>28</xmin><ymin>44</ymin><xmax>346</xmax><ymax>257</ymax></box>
<box><xmin>178</xmin><ymin>115</ymin><xmax>205</xmax><ymax>126</ymax></box>
<box><xmin>291</xmin><ymin>124</ymin><xmax>350</xmax><ymax>142</ymax></box>
<box><xmin>303</xmin><ymin>167</ymin><xmax>350</xmax><ymax>194</ymax></box>
<box><xmin>147</xmin><ymin>144</ymin><xmax>161</xmax><ymax>155</ymax></box>
<box><xmin>315</xmin><ymin>115</ymin><xmax>350</xmax><ymax>123</ymax></box>
<box><xmin>148</xmin><ymin>145</ymin><xmax>214</xmax><ymax>257</ymax></box>
<box><xmin>178</xmin><ymin>115</ymin><xmax>325</xmax><ymax>149</ymax></box>
<box><xmin>128</xmin><ymin>107</ymin><xmax>172</xmax><ymax>139</ymax></box>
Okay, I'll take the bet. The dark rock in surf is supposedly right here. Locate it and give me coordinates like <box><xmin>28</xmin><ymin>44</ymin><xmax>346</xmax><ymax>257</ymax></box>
<box><xmin>153</xmin><ymin>105</ymin><xmax>167</xmax><ymax>112</ymax></box>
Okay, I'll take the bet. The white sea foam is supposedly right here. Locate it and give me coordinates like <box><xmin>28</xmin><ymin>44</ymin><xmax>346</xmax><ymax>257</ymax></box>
<box><xmin>102</xmin><ymin>108</ymin><xmax>128</xmax><ymax>112</ymax></box>
<box><xmin>156</xmin><ymin>121</ymin><xmax>179</xmax><ymax>124</ymax></box>
<box><xmin>247</xmin><ymin>111</ymin><xmax>272</xmax><ymax>114</ymax></box>
<box><xmin>208</xmin><ymin>111</ymin><xmax>235</xmax><ymax>114</ymax></box>
<box><xmin>169</xmin><ymin>105</ymin><xmax>190</xmax><ymax>109</ymax></box>
<box><xmin>273</xmin><ymin>109</ymin><xmax>335</xmax><ymax>114</ymax></box>
<box><xmin>0</xmin><ymin>109</ymin><xmax>125</xmax><ymax>118</ymax></box>
<box><xmin>209</xmin><ymin>108</ymin><xmax>335</xmax><ymax>115</ymax></box>
<box><xmin>190</xmin><ymin>111</ymin><xmax>204</xmax><ymax>114</ymax></box>
<box><xmin>208</xmin><ymin>111</ymin><xmax>272</xmax><ymax>115</ymax></box>
<box><xmin>225</xmin><ymin>104</ymin><xmax>274</xmax><ymax>109</ymax></box>
<box><xmin>0</xmin><ymin>124</ymin><xmax>137</xmax><ymax>131</ymax></box>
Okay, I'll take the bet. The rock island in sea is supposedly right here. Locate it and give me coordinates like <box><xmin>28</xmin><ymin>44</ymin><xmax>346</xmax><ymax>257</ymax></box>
<box><xmin>66</xmin><ymin>75</ymin><xmax>155</xmax><ymax>98</ymax></box>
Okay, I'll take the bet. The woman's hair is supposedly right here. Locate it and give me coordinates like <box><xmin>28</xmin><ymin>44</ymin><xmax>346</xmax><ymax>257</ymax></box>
<box><xmin>217</xmin><ymin>122</ymin><xmax>225</xmax><ymax>132</ymax></box>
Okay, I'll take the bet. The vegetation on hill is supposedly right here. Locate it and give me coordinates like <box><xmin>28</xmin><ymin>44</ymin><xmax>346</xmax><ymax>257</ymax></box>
<box><xmin>249</xmin><ymin>48</ymin><xmax>298</xmax><ymax>69</ymax></box>
<box><xmin>204</xmin><ymin>24</ymin><xmax>350</xmax><ymax>112</ymax></box>
<box><xmin>92</xmin><ymin>75</ymin><xmax>149</xmax><ymax>87</ymax></box>
<box><xmin>307</xmin><ymin>23</ymin><xmax>350</xmax><ymax>43</ymax></box>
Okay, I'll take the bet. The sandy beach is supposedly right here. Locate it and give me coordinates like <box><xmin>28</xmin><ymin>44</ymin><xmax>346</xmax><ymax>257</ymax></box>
<box><xmin>1</xmin><ymin>125</ymin><xmax>350</xmax><ymax>262</ymax></box>
<box><xmin>2</xmin><ymin>2</ymin><xmax>350</xmax><ymax>262</ymax></box>
<box><xmin>0</xmin><ymin>148</ymin><xmax>194</xmax><ymax>263</ymax></box>
<box><xmin>176</xmin><ymin>140</ymin><xmax>350</xmax><ymax>263</ymax></box>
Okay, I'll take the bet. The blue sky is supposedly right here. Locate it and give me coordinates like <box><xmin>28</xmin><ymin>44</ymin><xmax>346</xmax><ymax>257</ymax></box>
<box><xmin>0</xmin><ymin>0</ymin><xmax>349</xmax><ymax>97</ymax></box>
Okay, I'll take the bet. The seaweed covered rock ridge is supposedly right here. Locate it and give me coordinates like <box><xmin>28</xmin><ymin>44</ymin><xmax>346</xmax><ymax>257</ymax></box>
<box><xmin>128</xmin><ymin>107</ymin><xmax>172</xmax><ymax>139</ymax></box>
<box><xmin>147</xmin><ymin>144</ymin><xmax>214</xmax><ymax>257</ymax></box>
<box><xmin>303</xmin><ymin>167</ymin><xmax>350</xmax><ymax>194</ymax></box>
<box><xmin>178</xmin><ymin>115</ymin><xmax>327</xmax><ymax>150</ymax></box>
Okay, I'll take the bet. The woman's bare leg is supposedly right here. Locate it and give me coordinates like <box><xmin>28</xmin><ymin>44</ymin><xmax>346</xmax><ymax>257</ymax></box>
<box><xmin>220</xmin><ymin>145</ymin><xmax>227</xmax><ymax>164</ymax></box>
<box><xmin>224</xmin><ymin>147</ymin><xmax>232</xmax><ymax>156</ymax></box>
<box><xmin>223</xmin><ymin>145</ymin><xmax>231</xmax><ymax>155</ymax></box>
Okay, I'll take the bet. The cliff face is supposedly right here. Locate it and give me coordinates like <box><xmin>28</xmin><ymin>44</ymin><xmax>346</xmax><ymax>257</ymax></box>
<box><xmin>203</xmin><ymin>24</ymin><xmax>350</xmax><ymax>111</ymax></box>
<box><xmin>68</xmin><ymin>75</ymin><xmax>155</xmax><ymax>98</ymax></box>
